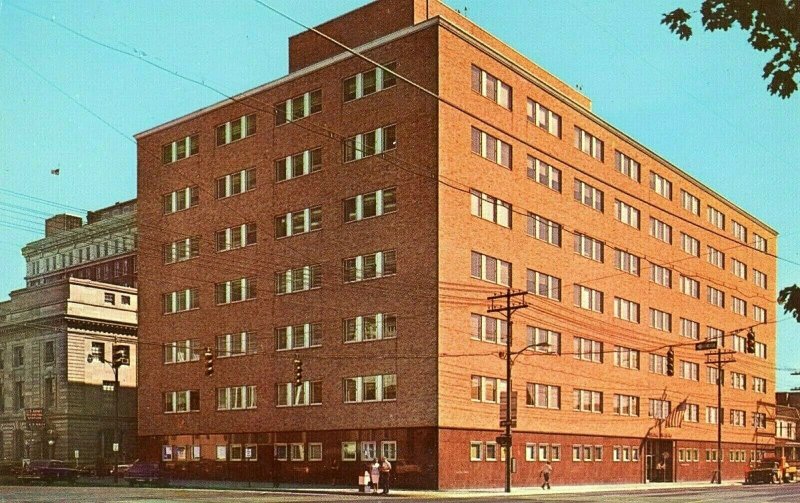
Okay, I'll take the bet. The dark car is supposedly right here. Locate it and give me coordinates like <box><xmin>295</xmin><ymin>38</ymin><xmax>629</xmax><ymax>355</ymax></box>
<box><xmin>17</xmin><ymin>460</ymin><xmax>80</xmax><ymax>484</ymax></box>
<box><xmin>125</xmin><ymin>461</ymin><xmax>167</xmax><ymax>486</ymax></box>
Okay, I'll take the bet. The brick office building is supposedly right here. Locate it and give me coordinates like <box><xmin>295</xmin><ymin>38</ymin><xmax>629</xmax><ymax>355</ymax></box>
<box><xmin>135</xmin><ymin>0</ymin><xmax>777</xmax><ymax>489</ymax></box>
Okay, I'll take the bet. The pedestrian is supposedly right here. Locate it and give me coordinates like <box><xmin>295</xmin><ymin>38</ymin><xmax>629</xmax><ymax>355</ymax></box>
<box><xmin>330</xmin><ymin>457</ymin><xmax>338</xmax><ymax>486</ymax></box>
<box><xmin>370</xmin><ymin>459</ymin><xmax>380</xmax><ymax>493</ymax></box>
<box><xmin>379</xmin><ymin>456</ymin><xmax>392</xmax><ymax>494</ymax></box>
<box><xmin>540</xmin><ymin>460</ymin><xmax>553</xmax><ymax>489</ymax></box>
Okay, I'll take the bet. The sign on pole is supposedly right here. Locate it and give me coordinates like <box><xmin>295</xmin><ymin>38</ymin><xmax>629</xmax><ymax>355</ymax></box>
<box><xmin>695</xmin><ymin>339</ymin><xmax>718</xmax><ymax>351</ymax></box>
<box><xmin>499</xmin><ymin>391</ymin><xmax>518</xmax><ymax>428</ymax></box>
<box><xmin>24</xmin><ymin>408</ymin><xmax>45</xmax><ymax>429</ymax></box>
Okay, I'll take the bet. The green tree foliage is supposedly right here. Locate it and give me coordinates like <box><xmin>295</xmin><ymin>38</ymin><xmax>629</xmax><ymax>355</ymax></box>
<box><xmin>662</xmin><ymin>1</ymin><xmax>800</xmax><ymax>98</ymax></box>
<box><xmin>778</xmin><ymin>284</ymin><xmax>800</xmax><ymax>322</ymax></box>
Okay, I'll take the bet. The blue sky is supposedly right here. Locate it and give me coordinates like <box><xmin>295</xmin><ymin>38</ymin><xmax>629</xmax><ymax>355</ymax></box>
<box><xmin>1</xmin><ymin>1</ymin><xmax>798</xmax><ymax>387</ymax></box>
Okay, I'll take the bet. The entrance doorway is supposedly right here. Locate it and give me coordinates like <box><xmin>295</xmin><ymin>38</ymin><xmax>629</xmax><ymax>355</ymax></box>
<box><xmin>645</xmin><ymin>439</ymin><xmax>674</xmax><ymax>482</ymax></box>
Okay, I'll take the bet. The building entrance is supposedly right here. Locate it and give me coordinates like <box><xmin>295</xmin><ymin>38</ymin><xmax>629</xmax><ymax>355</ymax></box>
<box><xmin>645</xmin><ymin>439</ymin><xmax>674</xmax><ymax>482</ymax></box>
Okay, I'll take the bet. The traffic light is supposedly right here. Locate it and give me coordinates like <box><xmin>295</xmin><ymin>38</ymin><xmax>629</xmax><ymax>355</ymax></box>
<box><xmin>293</xmin><ymin>359</ymin><xmax>303</xmax><ymax>386</ymax></box>
<box><xmin>666</xmin><ymin>348</ymin><xmax>674</xmax><ymax>376</ymax></box>
<box><xmin>111</xmin><ymin>345</ymin><xmax>129</xmax><ymax>366</ymax></box>
<box><xmin>204</xmin><ymin>347</ymin><xmax>214</xmax><ymax>377</ymax></box>
<box><xmin>746</xmin><ymin>329</ymin><xmax>756</xmax><ymax>354</ymax></box>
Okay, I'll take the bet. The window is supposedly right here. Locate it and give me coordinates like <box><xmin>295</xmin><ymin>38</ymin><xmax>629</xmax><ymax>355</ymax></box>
<box><xmin>649</xmin><ymin>399</ymin><xmax>671</xmax><ymax>419</ymax></box>
<box><xmin>308</xmin><ymin>443</ymin><xmax>323</xmax><ymax>461</ymax></box>
<box><xmin>753</xmin><ymin>412</ymin><xmax>767</xmax><ymax>428</ymax></box>
<box><xmin>681</xmin><ymin>233</ymin><xmax>700</xmax><ymax>256</ymax></box>
<box><xmin>42</xmin><ymin>341</ymin><xmax>55</xmax><ymax>364</ymax></box>
<box><xmin>276</xmin><ymin>323</ymin><xmax>322</xmax><ymax>351</ymax></box>
<box><xmin>729</xmin><ymin>259</ymin><xmax>747</xmax><ymax>281</ymax></box>
<box><xmin>573</xmin><ymin>389</ymin><xmax>603</xmax><ymax>413</ymax></box>
<box><xmin>43</xmin><ymin>376</ymin><xmax>55</xmax><ymax>408</ymax></box>
<box><xmin>470</xmin><ymin>190</ymin><xmax>511</xmax><ymax>227</ymax></box>
<box><xmin>290</xmin><ymin>443</ymin><xmax>305</xmax><ymax>461</ymax></box>
<box><xmin>344</xmin><ymin>62</ymin><xmax>397</xmax><ymax>102</ymax></box>
<box><xmin>344</xmin><ymin>374</ymin><xmax>397</xmax><ymax>403</ymax></box>
<box><xmin>754</xmin><ymin>341</ymin><xmax>767</xmax><ymax>359</ymax></box>
<box><xmin>162</xmin><ymin>134</ymin><xmax>199</xmax><ymax>164</ymax></box>
<box><xmin>526</xmin><ymin>444</ymin><xmax>537</xmax><ymax>462</ymax></box>
<box><xmin>163</xmin><ymin>390</ymin><xmax>200</xmax><ymax>413</ymax></box>
<box><xmin>650</xmin><ymin>354</ymin><xmax>668</xmax><ymax>376</ymax></box>
<box><xmin>216</xmin><ymin>114</ymin><xmax>256</xmax><ymax>146</ymax></box>
<box><xmin>708</xmin><ymin>207</ymin><xmax>725</xmax><ymax>230</ymax></box>
<box><xmin>684</xmin><ymin>404</ymin><xmax>699</xmax><ymax>423</ymax></box>
<box><xmin>470</xmin><ymin>375</ymin><xmax>507</xmax><ymax>403</ymax></box>
<box><xmin>753</xmin><ymin>377</ymin><xmax>767</xmax><ymax>393</ymax></box>
<box><xmin>162</xmin><ymin>288</ymin><xmax>199</xmax><ymax>314</ymax></box>
<box><xmin>574</xmin><ymin>285</ymin><xmax>603</xmax><ymax>313</ymax></box>
<box><xmin>615</xmin><ymin>151</ymin><xmax>640</xmax><ymax>181</ymax></box>
<box><xmin>527</xmin><ymin>326</ymin><xmax>561</xmax><ymax>354</ymax></box>
<box><xmin>753</xmin><ymin>233</ymin><xmax>767</xmax><ymax>252</ymax></box>
<box><xmin>650</xmin><ymin>308</ymin><xmax>672</xmax><ymax>332</ymax></box>
<box><xmin>472</xmin><ymin>65</ymin><xmax>513</xmax><ymax>109</ymax></box>
<box><xmin>216</xmin><ymin>332</ymin><xmax>255</xmax><ymax>357</ymax></box>
<box><xmin>275</xmin><ymin>147</ymin><xmax>322</xmax><ymax>182</ymax></box>
<box><xmin>344</xmin><ymin>124</ymin><xmax>396</xmax><ymax>162</ymax></box>
<box><xmin>614</xmin><ymin>200</ymin><xmax>640</xmax><ymax>229</ymax></box>
<box><xmin>277</xmin><ymin>381</ymin><xmax>322</xmax><ymax>407</ymax></box>
<box><xmin>344</xmin><ymin>314</ymin><xmax>396</xmax><ymax>343</ymax></box>
<box><xmin>680</xmin><ymin>318</ymin><xmax>700</xmax><ymax>340</ymax></box>
<box><xmin>731</xmin><ymin>372</ymin><xmax>746</xmax><ymax>390</ymax></box>
<box><xmin>163</xmin><ymin>186</ymin><xmax>199</xmax><ymax>214</ymax></box>
<box><xmin>732</xmin><ymin>220</ymin><xmax>747</xmax><ymax>242</ymax></box>
<box><xmin>215</xmin><ymin>223</ymin><xmax>257</xmax><ymax>252</ymax></box>
<box><xmin>707</xmin><ymin>246</ymin><xmax>725</xmax><ymax>268</ymax></box>
<box><xmin>276</xmin><ymin>89</ymin><xmax>322</xmax><ymax>125</ymax></box>
<box><xmin>613</xmin><ymin>297</ymin><xmax>640</xmax><ymax>323</ymax></box>
<box><xmin>164</xmin><ymin>237</ymin><xmax>200</xmax><ymax>264</ymax></box>
<box><xmin>471</xmin><ymin>127</ymin><xmax>511</xmax><ymax>168</ymax></box>
<box><xmin>679</xmin><ymin>275</ymin><xmax>699</xmax><ymax>298</ymax></box>
<box><xmin>649</xmin><ymin>172</ymin><xmax>672</xmax><ymax>199</ymax></box>
<box><xmin>217</xmin><ymin>385</ymin><xmax>257</xmax><ymax>410</ymax></box>
<box><xmin>275</xmin><ymin>206</ymin><xmax>322</xmax><ymax>238</ymax></box>
<box><xmin>650</xmin><ymin>263</ymin><xmax>672</xmax><ymax>288</ymax></box>
<box><xmin>276</xmin><ymin>264</ymin><xmax>322</xmax><ymax>294</ymax></box>
<box><xmin>526</xmin><ymin>99</ymin><xmax>560</xmax><ymax>136</ymax></box>
<box><xmin>527</xmin><ymin>213</ymin><xmax>561</xmax><ymax>246</ymax></box>
<box><xmin>103</xmin><ymin>292</ymin><xmax>115</xmax><ymax>305</ymax></box>
<box><xmin>753</xmin><ymin>305</ymin><xmax>767</xmax><ymax>323</ymax></box>
<box><xmin>613</xmin><ymin>394</ymin><xmax>640</xmax><ymax>416</ymax></box>
<box><xmin>732</xmin><ymin>296</ymin><xmax>747</xmax><ymax>316</ymax></box>
<box><xmin>524</xmin><ymin>270</ymin><xmax>561</xmax><ymax>300</ymax></box>
<box><xmin>526</xmin><ymin>383</ymin><xmax>560</xmax><ymax>409</ymax></box>
<box><xmin>707</xmin><ymin>327</ymin><xmax>725</xmax><ymax>348</ymax></box>
<box><xmin>753</xmin><ymin>269</ymin><xmax>767</xmax><ymax>289</ymax></box>
<box><xmin>681</xmin><ymin>190</ymin><xmax>700</xmax><ymax>215</ymax></box>
<box><xmin>776</xmin><ymin>420</ymin><xmax>797</xmax><ymax>439</ymax></box>
<box><xmin>649</xmin><ymin>217</ymin><xmax>672</xmax><ymax>244</ymax></box>
<box><xmin>470</xmin><ymin>442</ymin><xmax>482</xmax><ymax>461</ymax></box>
<box><xmin>526</xmin><ymin>156</ymin><xmax>561</xmax><ymax>191</ymax></box>
<box><xmin>345</xmin><ymin>187</ymin><xmax>397</xmax><ymax>223</ymax></box>
<box><xmin>573</xmin><ymin>179</ymin><xmax>604</xmax><ymax>212</ymax></box>
<box><xmin>486</xmin><ymin>442</ymin><xmax>498</xmax><ymax>461</ymax></box>
<box><xmin>216</xmin><ymin>168</ymin><xmax>256</xmax><ymax>198</ymax></box>
<box><xmin>614</xmin><ymin>249</ymin><xmax>640</xmax><ymax>276</ymax></box>
<box><xmin>342</xmin><ymin>442</ymin><xmax>357</xmax><ymax>461</ymax></box>
<box><xmin>613</xmin><ymin>346</ymin><xmax>640</xmax><ymax>370</ymax></box>
<box><xmin>471</xmin><ymin>314</ymin><xmax>508</xmax><ymax>345</ymax></box>
<box><xmin>344</xmin><ymin>250</ymin><xmax>396</xmax><ymax>283</ymax></box>
<box><xmin>215</xmin><ymin>277</ymin><xmax>257</xmax><ymax>305</ymax></box>
<box><xmin>707</xmin><ymin>286</ymin><xmax>725</xmax><ymax>308</ymax></box>
<box><xmin>574</xmin><ymin>233</ymin><xmax>604</xmax><ymax>262</ymax></box>
<box><xmin>732</xmin><ymin>334</ymin><xmax>746</xmax><ymax>352</ymax></box>
<box><xmin>574</xmin><ymin>127</ymin><xmax>604</xmax><ymax>160</ymax></box>
<box><xmin>381</xmin><ymin>441</ymin><xmax>397</xmax><ymax>461</ymax></box>
<box><xmin>680</xmin><ymin>361</ymin><xmax>699</xmax><ymax>381</ymax></box>
<box><xmin>471</xmin><ymin>252</ymin><xmax>511</xmax><ymax>286</ymax></box>
<box><xmin>163</xmin><ymin>339</ymin><xmax>199</xmax><ymax>364</ymax></box>
<box><xmin>574</xmin><ymin>337</ymin><xmax>603</xmax><ymax>363</ymax></box>
<box><xmin>706</xmin><ymin>406</ymin><xmax>720</xmax><ymax>424</ymax></box>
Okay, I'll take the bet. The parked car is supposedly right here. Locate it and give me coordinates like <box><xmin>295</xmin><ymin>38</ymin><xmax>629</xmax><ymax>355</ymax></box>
<box><xmin>125</xmin><ymin>461</ymin><xmax>167</xmax><ymax>486</ymax></box>
<box><xmin>17</xmin><ymin>460</ymin><xmax>80</xmax><ymax>484</ymax></box>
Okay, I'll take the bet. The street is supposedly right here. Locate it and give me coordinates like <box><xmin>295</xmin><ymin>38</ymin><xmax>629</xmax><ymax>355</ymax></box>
<box><xmin>0</xmin><ymin>483</ymin><xmax>799</xmax><ymax>502</ymax></box>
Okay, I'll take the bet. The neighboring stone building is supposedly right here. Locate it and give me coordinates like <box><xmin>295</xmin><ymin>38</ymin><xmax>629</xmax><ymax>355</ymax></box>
<box><xmin>22</xmin><ymin>199</ymin><xmax>137</xmax><ymax>289</ymax></box>
<box><xmin>134</xmin><ymin>0</ymin><xmax>777</xmax><ymax>488</ymax></box>
<box><xmin>0</xmin><ymin>278</ymin><xmax>137</xmax><ymax>463</ymax></box>
<box><xmin>775</xmin><ymin>392</ymin><xmax>800</xmax><ymax>464</ymax></box>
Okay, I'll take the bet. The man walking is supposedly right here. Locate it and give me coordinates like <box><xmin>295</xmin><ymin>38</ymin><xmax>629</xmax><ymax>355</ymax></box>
<box><xmin>540</xmin><ymin>461</ymin><xmax>553</xmax><ymax>489</ymax></box>
<box><xmin>378</xmin><ymin>456</ymin><xmax>392</xmax><ymax>494</ymax></box>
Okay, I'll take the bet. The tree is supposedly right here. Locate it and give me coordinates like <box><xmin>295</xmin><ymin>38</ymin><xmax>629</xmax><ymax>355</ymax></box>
<box><xmin>662</xmin><ymin>1</ymin><xmax>800</xmax><ymax>98</ymax></box>
<box><xmin>778</xmin><ymin>285</ymin><xmax>800</xmax><ymax>322</ymax></box>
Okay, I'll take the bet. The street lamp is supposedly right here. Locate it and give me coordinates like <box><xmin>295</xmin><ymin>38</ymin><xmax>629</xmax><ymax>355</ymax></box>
<box><xmin>87</xmin><ymin>347</ymin><xmax>127</xmax><ymax>483</ymax></box>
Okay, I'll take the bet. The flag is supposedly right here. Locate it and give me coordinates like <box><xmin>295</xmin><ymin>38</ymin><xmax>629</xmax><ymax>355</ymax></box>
<box><xmin>50</xmin><ymin>168</ymin><xmax>60</xmax><ymax>175</ymax></box>
<box><xmin>666</xmin><ymin>398</ymin><xmax>688</xmax><ymax>428</ymax></box>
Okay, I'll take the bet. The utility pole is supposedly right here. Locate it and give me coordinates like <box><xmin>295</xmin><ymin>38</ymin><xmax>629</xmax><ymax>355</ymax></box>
<box><xmin>704</xmin><ymin>344</ymin><xmax>735</xmax><ymax>484</ymax></box>
<box><xmin>488</xmin><ymin>289</ymin><xmax>528</xmax><ymax>494</ymax></box>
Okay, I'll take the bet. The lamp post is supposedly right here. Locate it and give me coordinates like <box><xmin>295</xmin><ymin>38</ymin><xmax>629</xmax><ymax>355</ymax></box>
<box><xmin>87</xmin><ymin>347</ymin><xmax>125</xmax><ymax>483</ymax></box>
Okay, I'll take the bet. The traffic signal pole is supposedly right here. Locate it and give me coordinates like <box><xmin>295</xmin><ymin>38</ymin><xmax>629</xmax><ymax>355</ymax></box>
<box><xmin>716</xmin><ymin>344</ymin><xmax>722</xmax><ymax>484</ymax></box>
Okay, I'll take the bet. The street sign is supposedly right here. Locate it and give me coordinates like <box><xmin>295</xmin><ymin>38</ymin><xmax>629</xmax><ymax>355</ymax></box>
<box><xmin>25</xmin><ymin>408</ymin><xmax>45</xmax><ymax>429</ymax></box>
<box><xmin>496</xmin><ymin>435</ymin><xmax>511</xmax><ymax>446</ymax></box>
<box><xmin>0</xmin><ymin>423</ymin><xmax>15</xmax><ymax>432</ymax></box>
<box><xmin>695</xmin><ymin>339</ymin><xmax>718</xmax><ymax>351</ymax></box>
<box><xmin>113</xmin><ymin>443</ymin><xmax>119</xmax><ymax>452</ymax></box>
<box><xmin>74</xmin><ymin>450</ymin><xmax>80</xmax><ymax>459</ymax></box>
<box><xmin>499</xmin><ymin>391</ymin><xmax>518</xmax><ymax>428</ymax></box>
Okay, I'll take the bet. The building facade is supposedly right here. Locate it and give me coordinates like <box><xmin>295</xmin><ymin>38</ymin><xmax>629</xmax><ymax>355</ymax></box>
<box><xmin>135</xmin><ymin>0</ymin><xmax>777</xmax><ymax>488</ymax></box>
<box><xmin>775</xmin><ymin>392</ymin><xmax>800</xmax><ymax>465</ymax></box>
<box><xmin>0</xmin><ymin>279</ymin><xmax>137</xmax><ymax>464</ymax></box>
<box><xmin>22</xmin><ymin>199</ymin><xmax>137</xmax><ymax>289</ymax></box>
